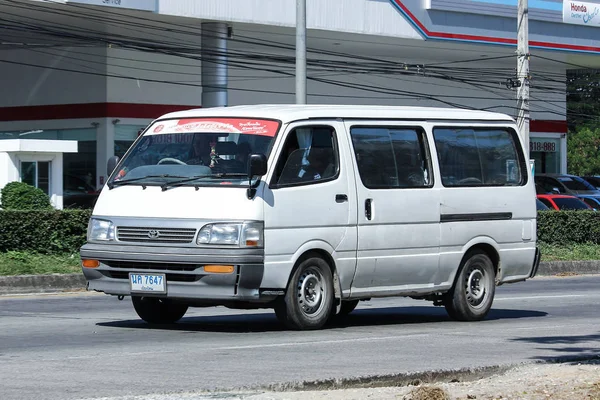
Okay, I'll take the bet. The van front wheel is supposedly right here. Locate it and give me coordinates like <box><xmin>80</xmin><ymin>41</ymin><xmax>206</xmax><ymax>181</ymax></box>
<box><xmin>444</xmin><ymin>251</ymin><xmax>495</xmax><ymax>321</ymax></box>
<box><xmin>275</xmin><ymin>256</ymin><xmax>334</xmax><ymax>330</ymax></box>
<box><xmin>131</xmin><ymin>296</ymin><xmax>188</xmax><ymax>324</ymax></box>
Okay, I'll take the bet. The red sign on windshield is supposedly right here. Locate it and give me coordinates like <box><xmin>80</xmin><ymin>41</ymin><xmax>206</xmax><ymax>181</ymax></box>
<box><xmin>149</xmin><ymin>118</ymin><xmax>280</xmax><ymax>137</ymax></box>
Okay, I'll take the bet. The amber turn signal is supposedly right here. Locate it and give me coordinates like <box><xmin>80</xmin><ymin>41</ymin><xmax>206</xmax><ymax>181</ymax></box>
<box><xmin>82</xmin><ymin>259</ymin><xmax>100</xmax><ymax>268</ymax></box>
<box><xmin>204</xmin><ymin>265</ymin><xmax>234</xmax><ymax>274</ymax></box>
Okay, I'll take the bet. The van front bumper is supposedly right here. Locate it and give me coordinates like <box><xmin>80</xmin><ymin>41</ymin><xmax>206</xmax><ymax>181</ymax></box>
<box><xmin>80</xmin><ymin>243</ymin><xmax>266</xmax><ymax>301</ymax></box>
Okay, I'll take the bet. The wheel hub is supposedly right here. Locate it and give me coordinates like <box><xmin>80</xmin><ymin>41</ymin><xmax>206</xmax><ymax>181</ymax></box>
<box><xmin>297</xmin><ymin>268</ymin><xmax>324</xmax><ymax>315</ymax></box>
<box><xmin>466</xmin><ymin>268</ymin><xmax>486</xmax><ymax>307</ymax></box>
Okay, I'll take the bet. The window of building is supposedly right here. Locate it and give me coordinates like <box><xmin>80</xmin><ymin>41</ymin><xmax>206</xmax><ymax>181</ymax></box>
<box><xmin>20</xmin><ymin>161</ymin><xmax>51</xmax><ymax>195</ymax></box>
<box><xmin>530</xmin><ymin>137</ymin><xmax>561</xmax><ymax>174</ymax></box>
<box><xmin>433</xmin><ymin>127</ymin><xmax>526</xmax><ymax>187</ymax></box>
<box><xmin>272</xmin><ymin>126</ymin><xmax>339</xmax><ymax>187</ymax></box>
<box><xmin>0</xmin><ymin>127</ymin><xmax>96</xmax><ymax>190</ymax></box>
<box><xmin>349</xmin><ymin>126</ymin><xmax>432</xmax><ymax>189</ymax></box>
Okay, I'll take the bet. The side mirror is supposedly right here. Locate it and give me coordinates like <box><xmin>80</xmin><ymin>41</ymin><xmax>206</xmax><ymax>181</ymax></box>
<box><xmin>107</xmin><ymin>156</ymin><xmax>120</xmax><ymax>176</ymax></box>
<box><xmin>247</xmin><ymin>154</ymin><xmax>267</xmax><ymax>199</ymax></box>
<box><xmin>248</xmin><ymin>153</ymin><xmax>267</xmax><ymax>178</ymax></box>
<box><xmin>551</xmin><ymin>187</ymin><xmax>561</xmax><ymax>194</ymax></box>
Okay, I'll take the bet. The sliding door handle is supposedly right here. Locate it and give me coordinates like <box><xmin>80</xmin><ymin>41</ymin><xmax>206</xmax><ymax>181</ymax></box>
<box><xmin>365</xmin><ymin>198</ymin><xmax>372</xmax><ymax>220</ymax></box>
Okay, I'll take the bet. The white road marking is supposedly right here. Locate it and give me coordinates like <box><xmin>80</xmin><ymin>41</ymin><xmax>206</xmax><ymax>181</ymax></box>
<box><xmin>213</xmin><ymin>333</ymin><xmax>429</xmax><ymax>350</ymax></box>
<box><xmin>495</xmin><ymin>294</ymin><xmax>594</xmax><ymax>301</ymax></box>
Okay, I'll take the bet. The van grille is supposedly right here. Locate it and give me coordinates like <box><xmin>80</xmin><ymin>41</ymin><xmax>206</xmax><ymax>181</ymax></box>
<box><xmin>103</xmin><ymin>260</ymin><xmax>199</xmax><ymax>272</ymax></box>
<box><xmin>117</xmin><ymin>227</ymin><xmax>196</xmax><ymax>243</ymax></box>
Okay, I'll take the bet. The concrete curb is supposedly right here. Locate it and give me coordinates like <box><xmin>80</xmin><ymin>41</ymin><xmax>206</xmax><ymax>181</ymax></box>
<box><xmin>537</xmin><ymin>260</ymin><xmax>600</xmax><ymax>275</ymax></box>
<box><xmin>0</xmin><ymin>273</ymin><xmax>86</xmax><ymax>295</ymax></box>
<box><xmin>0</xmin><ymin>261</ymin><xmax>599</xmax><ymax>295</ymax></box>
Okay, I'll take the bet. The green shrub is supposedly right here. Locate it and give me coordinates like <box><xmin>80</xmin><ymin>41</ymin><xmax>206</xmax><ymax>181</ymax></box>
<box><xmin>0</xmin><ymin>209</ymin><xmax>91</xmax><ymax>254</ymax></box>
<box><xmin>537</xmin><ymin>210</ymin><xmax>600</xmax><ymax>245</ymax></box>
<box><xmin>0</xmin><ymin>182</ymin><xmax>52</xmax><ymax>210</ymax></box>
<box><xmin>0</xmin><ymin>208</ymin><xmax>597</xmax><ymax>255</ymax></box>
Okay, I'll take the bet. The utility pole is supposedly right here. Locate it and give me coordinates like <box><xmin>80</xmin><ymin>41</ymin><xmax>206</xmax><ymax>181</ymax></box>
<box><xmin>296</xmin><ymin>0</ymin><xmax>307</xmax><ymax>104</ymax></box>
<box><xmin>517</xmin><ymin>0</ymin><xmax>530</xmax><ymax>158</ymax></box>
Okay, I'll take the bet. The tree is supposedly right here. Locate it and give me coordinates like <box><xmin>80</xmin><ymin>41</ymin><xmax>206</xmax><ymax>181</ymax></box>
<box><xmin>567</xmin><ymin>126</ymin><xmax>600</xmax><ymax>176</ymax></box>
<box><xmin>567</xmin><ymin>69</ymin><xmax>600</xmax><ymax>131</ymax></box>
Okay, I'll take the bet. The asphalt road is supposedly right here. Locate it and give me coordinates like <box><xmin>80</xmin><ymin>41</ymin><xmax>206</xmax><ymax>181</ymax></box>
<box><xmin>1</xmin><ymin>275</ymin><xmax>600</xmax><ymax>400</ymax></box>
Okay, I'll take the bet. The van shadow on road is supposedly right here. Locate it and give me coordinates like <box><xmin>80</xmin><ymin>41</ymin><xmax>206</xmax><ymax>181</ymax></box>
<box><xmin>97</xmin><ymin>306</ymin><xmax>547</xmax><ymax>333</ymax></box>
<box><xmin>510</xmin><ymin>332</ymin><xmax>600</xmax><ymax>362</ymax></box>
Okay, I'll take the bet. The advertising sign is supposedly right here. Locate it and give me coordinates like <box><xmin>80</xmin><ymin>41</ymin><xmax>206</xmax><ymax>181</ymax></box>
<box><xmin>563</xmin><ymin>1</ymin><xmax>600</xmax><ymax>27</ymax></box>
<box><xmin>530</xmin><ymin>139</ymin><xmax>558</xmax><ymax>153</ymax></box>
<box><xmin>148</xmin><ymin>118</ymin><xmax>281</xmax><ymax>137</ymax></box>
<box><xmin>67</xmin><ymin>0</ymin><xmax>157</xmax><ymax>12</ymax></box>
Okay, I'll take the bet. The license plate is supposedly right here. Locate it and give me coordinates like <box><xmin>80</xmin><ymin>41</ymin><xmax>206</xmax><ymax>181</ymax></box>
<box><xmin>129</xmin><ymin>273</ymin><xmax>166</xmax><ymax>294</ymax></box>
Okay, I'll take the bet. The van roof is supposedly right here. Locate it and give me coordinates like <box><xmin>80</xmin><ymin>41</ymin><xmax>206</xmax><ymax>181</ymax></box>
<box><xmin>157</xmin><ymin>104</ymin><xmax>515</xmax><ymax>124</ymax></box>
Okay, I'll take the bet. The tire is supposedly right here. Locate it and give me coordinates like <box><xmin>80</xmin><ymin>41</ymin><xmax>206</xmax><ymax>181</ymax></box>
<box><xmin>338</xmin><ymin>300</ymin><xmax>359</xmax><ymax>317</ymax></box>
<box><xmin>131</xmin><ymin>296</ymin><xmax>188</xmax><ymax>324</ymax></box>
<box><xmin>444</xmin><ymin>250</ymin><xmax>496</xmax><ymax>321</ymax></box>
<box><xmin>274</xmin><ymin>256</ymin><xmax>335</xmax><ymax>330</ymax></box>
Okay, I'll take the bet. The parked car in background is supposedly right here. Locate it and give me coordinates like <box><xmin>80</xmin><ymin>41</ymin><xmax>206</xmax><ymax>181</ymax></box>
<box><xmin>581</xmin><ymin>176</ymin><xmax>600</xmax><ymax>190</ymax></box>
<box><xmin>577</xmin><ymin>194</ymin><xmax>600</xmax><ymax>210</ymax></box>
<box><xmin>536</xmin><ymin>198</ymin><xmax>549</xmax><ymax>210</ymax></box>
<box><xmin>535</xmin><ymin>174</ymin><xmax>600</xmax><ymax>197</ymax></box>
<box><xmin>63</xmin><ymin>175</ymin><xmax>100</xmax><ymax>209</ymax></box>
<box><xmin>537</xmin><ymin>194</ymin><xmax>592</xmax><ymax>211</ymax></box>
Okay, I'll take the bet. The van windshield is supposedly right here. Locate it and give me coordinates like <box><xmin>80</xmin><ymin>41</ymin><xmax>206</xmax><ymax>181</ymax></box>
<box><xmin>109</xmin><ymin>117</ymin><xmax>281</xmax><ymax>187</ymax></box>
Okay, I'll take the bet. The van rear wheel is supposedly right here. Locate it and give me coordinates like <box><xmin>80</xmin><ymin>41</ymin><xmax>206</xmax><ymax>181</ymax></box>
<box><xmin>444</xmin><ymin>250</ymin><xmax>495</xmax><ymax>321</ymax></box>
<box><xmin>131</xmin><ymin>296</ymin><xmax>188</xmax><ymax>324</ymax></box>
<box><xmin>274</xmin><ymin>256</ymin><xmax>334</xmax><ymax>330</ymax></box>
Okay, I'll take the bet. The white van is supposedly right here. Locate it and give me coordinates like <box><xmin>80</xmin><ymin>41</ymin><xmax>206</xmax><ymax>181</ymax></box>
<box><xmin>80</xmin><ymin>105</ymin><xmax>540</xmax><ymax>330</ymax></box>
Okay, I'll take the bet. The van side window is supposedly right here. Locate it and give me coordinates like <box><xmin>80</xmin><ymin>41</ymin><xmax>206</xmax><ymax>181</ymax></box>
<box><xmin>433</xmin><ymin>127</ymin><xmax>526</xmax><ymax>187</ymax></box>
<box><xmin>272</xmin><ymin>126</ymin><xmax>339</xmax><ymax>186</ymax></box>
<box><xmin>350</xmin><ymin>126</ymin><xmax>432</xmax><ymax>189</ymax></box>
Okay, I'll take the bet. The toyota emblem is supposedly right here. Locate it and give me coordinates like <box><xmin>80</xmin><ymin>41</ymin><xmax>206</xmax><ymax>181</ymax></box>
<box><xmin>147</xmin><ymin>230</ymin><xmax>160</xmax><ymax>239</ymax></box>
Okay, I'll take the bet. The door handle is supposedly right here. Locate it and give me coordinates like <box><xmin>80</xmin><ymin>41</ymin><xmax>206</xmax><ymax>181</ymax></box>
<box><xmin>365</xmin><ymin>198</ymin><xmax>372</xmax><ymax>220</ymax></box>
<box><xmin>336</xmin><ymin>194</ymin><xmax>348</xmax><ymax>203</ymax></box>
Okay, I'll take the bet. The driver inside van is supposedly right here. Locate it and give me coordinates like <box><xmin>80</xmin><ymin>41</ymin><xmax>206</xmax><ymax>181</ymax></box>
<box><xmin>299</xmin><ymin>147</ymin><xmax>334</xmax><ymax>181</ymax></box>
<box><xmin>187</xmin><ymin>134</ymin><xmax>212</xmax><ymax>166</ymax></box>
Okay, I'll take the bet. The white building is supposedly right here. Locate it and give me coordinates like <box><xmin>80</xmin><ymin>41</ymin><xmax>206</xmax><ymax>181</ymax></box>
<box><xmin>0</xmin><ymin>0</ymin><xmax>599</xmax><ymax>199</ymax></box>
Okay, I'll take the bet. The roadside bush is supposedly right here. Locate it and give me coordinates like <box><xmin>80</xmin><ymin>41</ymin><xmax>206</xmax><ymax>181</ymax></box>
<box><xmin>537</xmin><ymin>210</ymin><xmax>600</xmax><ymax>245</ymax></box>
<box><xmin>0</xmin><ymin>208</ymin><xmax>598</xmax><ymax>254</ymax></box>
<box><xmin>0</xmin><ymin>182</ymin><xmax>52</xmax><ymax>210</ymax></box>
<box><xmin>0</xmin><ymin>209</ymin><xmax>91</xmax><ymax>254</ymax></box>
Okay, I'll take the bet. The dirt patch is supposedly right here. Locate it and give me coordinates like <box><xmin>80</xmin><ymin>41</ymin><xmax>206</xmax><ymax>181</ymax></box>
<box><xmin>403</xmin><ymin>386</ymin><xmax>451</xmax><ymax>400</ymax></box>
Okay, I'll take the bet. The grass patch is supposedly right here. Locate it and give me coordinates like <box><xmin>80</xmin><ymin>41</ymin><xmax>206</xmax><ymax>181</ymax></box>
<box><xmin>539</xmin><ymin>242</ymin><xmax>600</xmax><ymax>262</ymax></box>
<box><xmin>0</xmin><ymin>251</ymin><xmax>81</xmax><ymax>276</ymax></box>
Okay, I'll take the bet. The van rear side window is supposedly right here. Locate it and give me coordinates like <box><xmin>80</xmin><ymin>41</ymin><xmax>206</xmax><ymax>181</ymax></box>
<box><xmin>433</xmin><ymin>127</ymin><xmax>526</xmax><ymax>187</ymax></box>
<box><xmin>350</xmin><ymin>126</ymin><xmax>432</xmax><ymax>189</ymax></box>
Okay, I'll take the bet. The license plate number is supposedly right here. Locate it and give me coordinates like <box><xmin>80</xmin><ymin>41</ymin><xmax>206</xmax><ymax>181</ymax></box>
<box><xmin>129</xmin><ymin>273</ymin><xmax>166</xmax><ymax>293</ymax></box>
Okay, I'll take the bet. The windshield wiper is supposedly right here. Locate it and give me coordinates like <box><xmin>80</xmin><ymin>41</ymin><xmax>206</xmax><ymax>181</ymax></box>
<box><xmin>108</xmin><ymin>175</ymin><xmax>188</xmax><ymax>189</ymax></box>
<box><xmin>160</xmin><ymin>173</ymin><xmax>249</xmax><ymax>191</ymax></box>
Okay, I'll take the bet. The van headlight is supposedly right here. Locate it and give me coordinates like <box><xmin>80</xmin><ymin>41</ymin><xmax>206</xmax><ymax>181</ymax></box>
<box><xmin>197</xmin><ymin>222</ymin><xmax>263</xmax><ymax>247</ymax></box>
<box><xmin>88</xmin><ymin>218</ymin><xmax>115</xmax><ymax>241</ymax></box>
